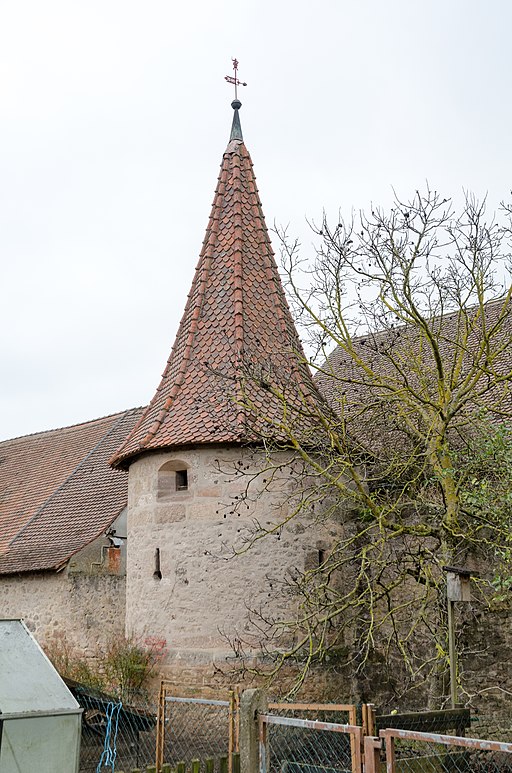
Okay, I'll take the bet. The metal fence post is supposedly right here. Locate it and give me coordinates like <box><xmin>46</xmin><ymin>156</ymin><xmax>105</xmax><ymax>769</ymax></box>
<box><xmin>239</xmin><ymin>689</ymin><xmax>268</xmax><ymax>773</ymax></box>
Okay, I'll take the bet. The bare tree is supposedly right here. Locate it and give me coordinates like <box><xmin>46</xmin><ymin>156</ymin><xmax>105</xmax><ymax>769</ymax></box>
<box><xmin>228</xmin><ymin>189</ymin><xmax>512</xmax><ymax>703</ymax></box>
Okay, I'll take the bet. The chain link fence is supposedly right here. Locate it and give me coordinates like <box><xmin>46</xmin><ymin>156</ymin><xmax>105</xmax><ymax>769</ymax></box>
<box><xmin>74</xmin><ymin>689</ymin><xmax>157</xmax><ymax>773</ymax></box>
<box><xmin>155</xmin><ymin>687</ymin><xmax>238</xmax><ymax>773</ymax></box>
<box><xmin>260</xmin><ymin>712</ymin><xmax>362</xmax><ymax>773</ymax></box>
<box><xmin>262</xmin><ymin>703</ymin><xmax>512</xmax><ymax>773</ymax></box>
<box><xmin>160</xmin><ymin>697</ymin><xmax>234</xmax><ymax>766</ymax></box>
<box><xmin>369</xmin><ymin>689</ymin><xmax>512</xmax><ymax>743</ymax></box>
<box><xmin>73</xmin><ymin>684</ymin><xmax>238</xmax><ymax>772</ymax></box>
<box><xmin>378</xmin><ymin>728</ymin><xmax>512</xmax><ymax>772</ymax></box>
<box><xmin>69</xmin><ymin>683</ymin><xmax>512</xmax><ymax>773</ymax></box>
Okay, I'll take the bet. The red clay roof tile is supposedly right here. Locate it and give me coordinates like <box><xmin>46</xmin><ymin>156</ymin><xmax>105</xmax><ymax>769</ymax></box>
<box><xmin>111</xmin><ymin>125</ymin><xmax>324</xmax><ymax>468</ymax></box>
<box><xmin>0</xmin><ymin>408</ymin><xmax>143</xmax><ymax>574</ymax></box>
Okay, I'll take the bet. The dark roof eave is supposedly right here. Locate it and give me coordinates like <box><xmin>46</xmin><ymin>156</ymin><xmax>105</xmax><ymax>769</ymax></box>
<box><xmin>111</xmin><ymin>437</ymin><xmax>267</xmax><ymax>470</ymax></box>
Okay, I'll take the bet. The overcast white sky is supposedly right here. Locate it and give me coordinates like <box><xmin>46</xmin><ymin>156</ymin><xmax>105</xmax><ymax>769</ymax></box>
<box><xmin>1</xmin><ymin>0</ymin><xmax>511</xmax><ymax>440</ymax></box>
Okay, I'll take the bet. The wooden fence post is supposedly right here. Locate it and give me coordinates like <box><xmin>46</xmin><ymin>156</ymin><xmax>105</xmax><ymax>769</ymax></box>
<box><xmin>363</xmin><ymin>736</ymin><xmax>382</xmax><ymax>773</ymax></box>
<box><xmin>239</xmin><ymin>689</ymin><xmax>268</xmax><ymax>773</ymax></box>
<box><xmin>156</xmin><ymin>680</ymin><xmax>166</xmax><ymax>772</ymax></box>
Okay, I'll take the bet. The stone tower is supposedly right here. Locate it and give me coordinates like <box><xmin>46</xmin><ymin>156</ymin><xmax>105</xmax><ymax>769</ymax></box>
<box><xmin>110</xmin><ymin>101</ymin><xmax>325</xmax><ymax>687</ymax></box>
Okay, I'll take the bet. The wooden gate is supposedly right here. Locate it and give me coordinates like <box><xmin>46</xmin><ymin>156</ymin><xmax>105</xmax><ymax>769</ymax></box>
<box><xmin>264</xmin><ymin>703</ymin><xmax>359</xmax><ymax>773</ymax></box>
<box><xmin>156</xmin><ymin>683</ymin><xmax>239</xmax><ymax>773</ymax></box>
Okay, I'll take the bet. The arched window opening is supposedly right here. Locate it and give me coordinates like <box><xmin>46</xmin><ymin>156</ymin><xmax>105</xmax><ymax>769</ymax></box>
<box><xmin>157</xmin><ymin>460</ymin><xmax>190</xmax><ymax>500</ymax></box>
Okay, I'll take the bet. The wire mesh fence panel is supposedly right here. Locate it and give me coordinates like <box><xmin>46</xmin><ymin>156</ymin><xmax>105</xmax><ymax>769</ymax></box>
<box><xmin>161</xmin><ymin>697</ymin><xmax>235</xmax><ymax>769</ymax></box>
<box><xmin>261</xmin><ymin>714</ymin><xmax>362</xmax><ymax>773</ymax></box>
<box><xmin>77</xmin><ymin>691</ymin><xmax>158</xmax><ymax>773</ymax></box>
<box><xmin>370</xmin><ymin>699</ymin><xmax>512</xmax><ymax>750</ymax></box>
<box><xmin>381</xmin><ymin>729</ymin><xmax>512</xmax><ymax>773</ymax></box>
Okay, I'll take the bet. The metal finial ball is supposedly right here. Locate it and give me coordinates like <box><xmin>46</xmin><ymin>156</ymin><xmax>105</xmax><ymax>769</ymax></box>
<box><xmin>231</xmin><ymin>99</ymin><xmax>242</xmax><ymax>110</ymax></box>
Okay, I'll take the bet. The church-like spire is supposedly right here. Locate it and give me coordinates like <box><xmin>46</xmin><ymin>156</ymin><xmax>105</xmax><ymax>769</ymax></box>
<box><xmin>229</xmin><ymin>99</ymin><xmax>243</xmax><ymax>142</ymax></box>
<box><xmin>110</xmin><ymin>101</ymin><xmax>323</xmax><ymax>469</ymax></box>
<box><xmin>226</xmin><ymin>59</ymin><xmax>245</xmax><ymax>142</ymax></box>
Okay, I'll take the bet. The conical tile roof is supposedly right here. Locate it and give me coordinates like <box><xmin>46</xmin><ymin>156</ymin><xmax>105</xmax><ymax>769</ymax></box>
<box><xmin>111</xmin><ymin>104</ymin><xmax>324</xmax><ymax>469</ymax></box>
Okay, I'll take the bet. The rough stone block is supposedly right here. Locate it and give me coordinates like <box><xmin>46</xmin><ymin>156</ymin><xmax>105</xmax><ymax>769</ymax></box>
<box><xmin>186</xmin><ymin>502</ymin><xmax>220</xmax><ymax>520</ymax></box>
<box><xmin>154</xmin><ymin>505</ymin><xmax>186</xmax><ymax>523</ymax></box>
<box><xmin>196</xmin><ymin>486</ymin><xmax>221</xmax><ymax>498</ymax></box>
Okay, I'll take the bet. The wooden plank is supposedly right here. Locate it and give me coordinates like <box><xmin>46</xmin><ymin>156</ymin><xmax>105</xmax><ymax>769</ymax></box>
<box><xmin>269</xmin><ymin>703</ymin><xmax>355</xmax><ymax>712</ymax></box>
<box><xmin>363</xmin><ymin>736</ymin><xmax>382</xmax><ymax>773</ymax></box>
<box><xmin>380</xmin><ymin>728</ymin><xmax>512</xmax><ymax>754</ymax></box>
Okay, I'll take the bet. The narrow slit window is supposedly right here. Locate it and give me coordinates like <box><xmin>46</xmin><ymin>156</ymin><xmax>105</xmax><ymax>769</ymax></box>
<box><xmin>175</xmin><ymin>469</ymin><xmax>188</xmax><ymax>491</ymax></box>
<box><xmin>153</xmin><ymin>547</ymin><xmax>162</xmax><ymax>580</ymax></box>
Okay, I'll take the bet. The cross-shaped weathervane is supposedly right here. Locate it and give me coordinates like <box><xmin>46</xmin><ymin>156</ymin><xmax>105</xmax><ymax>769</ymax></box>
<box><xmin>224</xmin><ymin>58</ymin><xmax>247</xmax><ymax>101</ymax></box>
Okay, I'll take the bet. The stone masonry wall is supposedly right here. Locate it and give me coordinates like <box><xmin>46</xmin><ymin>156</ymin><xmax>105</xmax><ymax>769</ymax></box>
<box><xmin>0</xmin><ymin>570</ymin><xmax>126</xmax><ymax>655</ymax></box>
<box><xmin>126</xmin><ymin>446</ymin><xmax>335</xmax><ymax>683</ymax></box>
<box><xmin>125</xmin><ymin>441</ymin><xmax>512</xmax><ymax>720</ymax></box>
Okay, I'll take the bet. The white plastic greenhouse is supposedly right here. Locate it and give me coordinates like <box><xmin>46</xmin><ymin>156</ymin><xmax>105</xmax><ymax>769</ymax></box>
<box><xmin>0</xmin><ymin>619</ymin><xmax>82</xmax><ymax>772</ymax></box>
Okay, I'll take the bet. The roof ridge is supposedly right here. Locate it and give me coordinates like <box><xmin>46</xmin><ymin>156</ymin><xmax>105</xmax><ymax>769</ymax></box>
<box><xmin>232</xmin><ymin>147</ymin><xmax>245</xmax><ymax>357</ymax></box>
<box><xmin>135</xmin><ymin>164</ymin><xmax>228</xmax><ymax>451</ymax></box>
<box><xmin>344</xmin><ymin>295</ymin><xmax>512</xmax><ymax>347</ymax></box>
<box><xmin>1</xmin><ymin>407</ymin><xmax>144</xmax><ymax>445</ymax></box>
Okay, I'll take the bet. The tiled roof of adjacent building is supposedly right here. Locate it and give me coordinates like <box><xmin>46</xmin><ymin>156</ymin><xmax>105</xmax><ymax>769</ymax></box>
<box><xmin>315</xmin><ymin>296</ymin><xmax>512</xmax><ymax>422</ymax></box>
<box><xmin>111</xmin><ymin>103</ymin><xmax>325</xmax><ymax>468</ymax></box>
<box><xmin>0</xmin><ymin>408</ymin><xmax>143</xmax><ymax>575</ymax></box>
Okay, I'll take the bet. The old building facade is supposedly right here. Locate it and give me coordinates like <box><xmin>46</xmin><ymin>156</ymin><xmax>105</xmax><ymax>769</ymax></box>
<box><xmin>0</xmin><ymin>100</ymin><xmax>328</xmax><ymax>687</ymax></box>
<box><xmin>2</xmin><ymin>99</ymin><xmax>511</xmax><ymax>711</ymax></box>
<box><xmin>110</xmin><ymin>100</ymin><xmax>329</xmax><ymax>685</ymax></box>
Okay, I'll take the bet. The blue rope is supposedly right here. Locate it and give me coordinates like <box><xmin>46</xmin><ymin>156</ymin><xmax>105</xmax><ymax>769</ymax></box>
<box><xmin>96</xmin><ymin>701</ymin><xmax>122</xmax><ymax>773</ymax></box>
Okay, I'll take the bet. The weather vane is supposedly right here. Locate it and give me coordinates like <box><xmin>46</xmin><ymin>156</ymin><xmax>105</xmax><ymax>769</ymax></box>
<box><xmin>224</xmin><ymin>58</ymin><xmax>247</xmax><ymax>101</ymax></box>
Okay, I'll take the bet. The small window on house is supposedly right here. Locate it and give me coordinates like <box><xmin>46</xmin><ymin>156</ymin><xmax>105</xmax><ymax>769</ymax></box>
<box><xmin>175</xmin><ymin>469</ymin><xmax>188</xmax><ymax>491</ymax></box>
<box><xmin>157</xmin><ymin>460</ymin><xmax>190</xmax><ymax>500</ymax></box>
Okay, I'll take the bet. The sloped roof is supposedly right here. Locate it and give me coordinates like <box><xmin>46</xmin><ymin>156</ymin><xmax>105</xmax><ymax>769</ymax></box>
<box><xmin>315</xmin><ymin>297</ymin><xmax>512</xmax><ymax>428</ymax></box>
<box><xmin>111</xmin><ymin>104</ymin><xmax>323</xmax><ymax>468</ymax></box>
<box><xmin>0</xmin><ymin>408</ymin><xmax>143</xmax><ymax>575</ymax></box>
